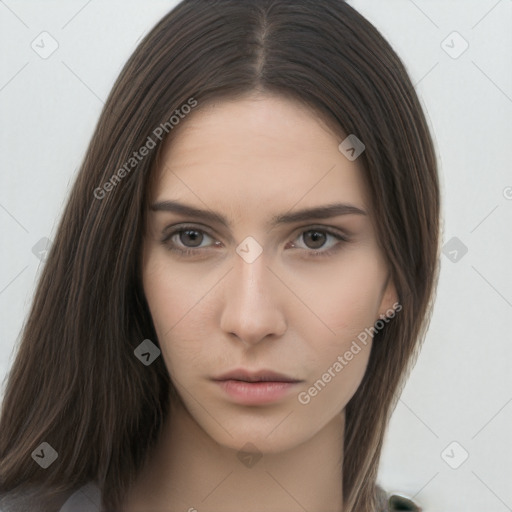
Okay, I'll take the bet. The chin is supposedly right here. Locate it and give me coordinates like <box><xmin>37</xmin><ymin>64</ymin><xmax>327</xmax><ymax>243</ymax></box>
<box><xmin>221</xmin><ymin>431</ymin><xmax>305</xmax><ymax>455</ymax></box>
<box><xmin>200</xmin><ymin>414</ymin><xmax>317</xmax><ymax>455</ymax></box>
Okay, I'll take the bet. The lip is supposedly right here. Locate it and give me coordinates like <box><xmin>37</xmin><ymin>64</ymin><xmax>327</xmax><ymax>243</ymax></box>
<box><xmin>213</xmin><ymin>369</ymin><xmax>301</xmax><ymax>383</ymax></box>
<box><xmin>212</xmin><ymin>369</ymin><xmax>303</xmax><ymax>405</ymax></box>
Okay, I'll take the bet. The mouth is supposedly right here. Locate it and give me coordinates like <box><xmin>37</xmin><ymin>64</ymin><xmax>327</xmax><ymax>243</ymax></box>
<box><xmin>212</xmin><ymin>369</ymin><xmax>303</xmax><ymax>405</ymax></box>
<box><xmin>213</xmin><ymin>368</ymin><xmax>302</xmax><ymax>383</ymax></box>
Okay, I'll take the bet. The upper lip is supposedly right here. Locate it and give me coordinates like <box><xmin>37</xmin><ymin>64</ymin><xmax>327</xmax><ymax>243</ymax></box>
<box><xmin>213</xmin><ymin>369</ymin><xmax>302</xmax><ymax>383</ymax></box>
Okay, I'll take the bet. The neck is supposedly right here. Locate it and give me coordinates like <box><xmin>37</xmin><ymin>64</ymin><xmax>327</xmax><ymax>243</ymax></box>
<box><xmin>123</xmin><ymin>399</ymin><xmax>345</xmax><ymax>512</ymax></box>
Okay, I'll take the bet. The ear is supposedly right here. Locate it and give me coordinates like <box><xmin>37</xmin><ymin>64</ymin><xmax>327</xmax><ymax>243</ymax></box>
<box><xmin>377</xmin><ymin>274</ymin><xmax>400</xmax><ymax>320</ymax></box>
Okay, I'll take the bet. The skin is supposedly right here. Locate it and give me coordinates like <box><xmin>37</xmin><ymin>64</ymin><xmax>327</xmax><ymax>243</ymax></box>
<box><xmin>123</xmin><ymin>92</ymin><xmax>398</xmax><ymax>512</ymax></box>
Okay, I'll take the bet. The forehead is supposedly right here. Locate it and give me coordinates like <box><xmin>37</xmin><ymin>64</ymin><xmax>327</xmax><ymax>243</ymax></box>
<box><xmin>149</xmin><ymin>94</ymin><xmax>369</xmax><ymax>217</ymax></box>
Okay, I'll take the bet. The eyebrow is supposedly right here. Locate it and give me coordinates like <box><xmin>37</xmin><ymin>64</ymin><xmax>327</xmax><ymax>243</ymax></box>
<box><xmin>150</xmin><ymin>200</ymin><xmax>367</xmax><ymax>228</ymax></box>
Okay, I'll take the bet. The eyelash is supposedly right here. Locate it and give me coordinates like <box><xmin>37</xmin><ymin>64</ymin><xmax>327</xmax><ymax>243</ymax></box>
<box><xmin>160</xmin><ymin>224</ymin><xmax>349</xmax><ymax>259</ymax></box>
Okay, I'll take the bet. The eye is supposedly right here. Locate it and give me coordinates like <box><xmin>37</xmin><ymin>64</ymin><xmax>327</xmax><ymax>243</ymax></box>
<box><xmin>161</xmin><ymin>225</ymin><xmax>219</xmax><ymax>256</ymax></box>
<box><xmin>288</xmin><ymin>228</ymin><xmax>348</xmax><ymax>258</ymax></box>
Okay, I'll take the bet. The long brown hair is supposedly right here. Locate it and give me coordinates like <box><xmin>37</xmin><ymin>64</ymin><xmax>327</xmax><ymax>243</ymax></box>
<box><xmin>0</xmin><ymin>1</ymin><xmax>440</xmax><ymax>510</ymax></box>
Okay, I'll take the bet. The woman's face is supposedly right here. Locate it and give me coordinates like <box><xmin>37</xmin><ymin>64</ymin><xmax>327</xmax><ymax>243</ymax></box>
<box><xmin>142</xmin><ymin>93</ymin><xmax>397</xmax><ymax>453</ymax></box>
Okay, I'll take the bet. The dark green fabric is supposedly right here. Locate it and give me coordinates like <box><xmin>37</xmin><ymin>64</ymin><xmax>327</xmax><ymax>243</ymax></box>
<box><xmin>376</xmin><ymin>485</ymin><xmax>421</xmax><ymax>511</ymax></box>
<box><xmin>388</xmin><ymin>493</ymin><xmax>421</xmax><ymax>511</ymax></box>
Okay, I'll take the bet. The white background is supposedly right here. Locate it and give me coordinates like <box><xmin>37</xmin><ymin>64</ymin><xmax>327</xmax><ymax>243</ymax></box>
<box><xmin>1</xmin><ymin>1</ymin><xmax>511</xmax><ymax>510</ymax></box>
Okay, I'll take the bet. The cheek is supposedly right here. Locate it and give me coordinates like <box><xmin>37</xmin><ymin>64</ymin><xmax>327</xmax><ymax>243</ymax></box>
<box><xmin>142</xmin><ymin>252</ymin><xmax>223</xmax><ymax>374</ymax></box>
<box><xmin>290</xmin><ymin>251</ymin><xmax>384</xmax><ymax>405</ymax></box>
<box><xmin>289</xmin><ymin>249</ymin><xmax>386</xmax><ymax>338</ymax></box>
<box><xmin>298</xmin><ymin>343</ymin><xmax>372</xmax><ymax>422</ymax></box>
<box><xmin>296</xmin><ymin>307</ymin><xmax>375</xmax><ymax>416</ymax></box>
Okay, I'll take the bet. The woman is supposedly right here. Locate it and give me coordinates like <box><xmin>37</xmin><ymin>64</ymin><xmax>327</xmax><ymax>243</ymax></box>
<box><xmin>0</xmin><ymin>1</ymin><xmax>440</xmax><ymax>510</ymax></box>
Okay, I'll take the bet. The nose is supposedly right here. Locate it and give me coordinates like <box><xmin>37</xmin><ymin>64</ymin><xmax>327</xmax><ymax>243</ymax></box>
<box><xmin>219</xmin><ymin>249</ymin><xmax>287</xmax><ymax>346</ymax></box>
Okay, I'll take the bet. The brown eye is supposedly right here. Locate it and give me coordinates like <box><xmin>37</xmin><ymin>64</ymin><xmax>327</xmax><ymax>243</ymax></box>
<box><xmin>303</xmin><ymin>230</ymin><xmax>327</xmax><ymax>249</ymax></box>
<box><xmin>161</xmin><ymin>225</ymin><xmax>218</xmax><ymax>255</ymax></box>
<box><xmin>289</xmin><ymin>227</ymin><xmax>348</xmax><ymax>259</ymax></box>
<box><xmin>179</xmin><ymin>229</ymin><xmax>204</xmax><ymax>247</ymax></box>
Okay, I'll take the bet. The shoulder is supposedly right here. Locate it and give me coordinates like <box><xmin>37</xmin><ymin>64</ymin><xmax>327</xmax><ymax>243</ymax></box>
<box><xmin>375</xmin><ymin>485</ymin><xmax>422</xmax><ymax>511</ymax></box>
<box><xmin>58</xmin><ymin>482</ymin><xmax>101</xmax><ymax>512</ymax></box>
<box><xmin>0</xmin><ymin>483</ymin><xmax>97</xmax><ymax>512</ymax></box>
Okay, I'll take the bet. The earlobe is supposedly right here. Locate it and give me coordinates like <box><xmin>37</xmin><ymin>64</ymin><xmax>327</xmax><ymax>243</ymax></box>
<box><xmin>378</xmin><ymin>274</ymin><xmax>400</xmax><ymax>320</ymax></box>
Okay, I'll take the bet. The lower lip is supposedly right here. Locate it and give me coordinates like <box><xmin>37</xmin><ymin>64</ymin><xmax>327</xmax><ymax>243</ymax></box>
<box><xmin>215</xmin><ymin>379</ymin><xmax>300</xmax><ymax>405</ymax></box>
